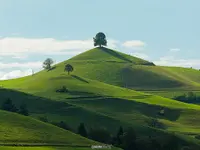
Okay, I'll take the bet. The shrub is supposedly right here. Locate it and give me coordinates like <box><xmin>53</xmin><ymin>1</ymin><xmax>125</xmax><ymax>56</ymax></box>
<box><xmin>53</xmin><ymin>121</ymin><xmax>71</xmax><ymax>131</ymax></box>
<box><xmin>147</xmin><ymin>118</ymin><xmax>165</xmax><ymax>129</ymax></box>
<box><xmin>158</xmin><ymin>108</ymin><xmax>165</xmax><ymax>116</ymax></box>
<box><xmin>19</xmin><ymin>103</ymin><xmax>29</xmax><ymax>116</ymax></box>
<box><xmin>56</xmin><ymin>86</ymin><xmax>68</xmax><ymax>93</ymax></box>
<box><xmin>77</xmin><ymin>123</ymin><xmax>87</xmax><ymax>137</ymax></box>
<box><xmin>39</xmin><ymin>116</ymin><xmax>49</xmax><ymax>123</ymax></box>
<box><xmin>2</xmin><ymin>98</ymin><xmax>18</xmax><ymax>112</ymax></box>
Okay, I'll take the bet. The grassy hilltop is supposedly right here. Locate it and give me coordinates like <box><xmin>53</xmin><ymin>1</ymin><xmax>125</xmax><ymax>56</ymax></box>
<box><xmin>0</xmin><ymin>47</ymin><xmax>200</xmax><ymax>149</ymax></box>
<box><xmin>65</xmin><ymin>47</ymin><xmax>200</xmax><ymax>92</ymax></box>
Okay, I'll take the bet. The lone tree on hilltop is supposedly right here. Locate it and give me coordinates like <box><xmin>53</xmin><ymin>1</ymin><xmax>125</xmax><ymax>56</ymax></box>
<box><xmin>64</xmin><ymin>64</ymin><xmax>74</xmax><ymax>75</ymax></box>
<box><xmin>93</xmin><ymin>32</ymin><xmax>107</xmax><ymax>47</ymax></box>
<box><xmin>43</xmin><ymin>58</ymin><xmax>54</xmax><ymax>70</ymax></box>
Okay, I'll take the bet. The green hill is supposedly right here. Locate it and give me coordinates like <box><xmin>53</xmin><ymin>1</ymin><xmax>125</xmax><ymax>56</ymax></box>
<box><xmin>68</xmin><ymin>47</ymin><xmax>199</xmax><ymax>88</ymax></box>
<box><xmin>0</xmin><ymin>47</ymin><xmax>200</xmax><ymax>148</ymax></box>
<box><xmin>0</xmin><ymin>65</ymin><xmax>200</xmax><ymax>144</ymax></box>
<box><xmin>64</xmin><ymin>47</ymin><xmax>200</xmax><ymax>97</ymax></box>
<box><xmin>69</xmin><ymin>47</ymin><xmax>155</xmax><ymax>65</ymax></box>
<box><xmin>0</xmin><ymin>109</ymin><xmax>98</xmax><ymax>146</ymax></box>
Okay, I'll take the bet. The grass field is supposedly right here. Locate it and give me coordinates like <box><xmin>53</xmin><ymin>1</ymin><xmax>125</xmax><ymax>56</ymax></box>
<box><xmin>61</xmin><ymin>48</ymin><xmax>200</xmax><ymax>91</ymax></box>
<box><xmin>0</xmin><ymin>147</ymin><xmax>117</xmax><ymax>150</ymax></box>
<box><xmin>0</xmin><ymin>47</ymin><xmax>200</xmax><ymax>148</ymax></box>
<box><xmin>0</xmin><ymin>68</ymin><xmax>200</xmax><ymax>141</ymax></box>
<box><xmin>0</xmin><ymin>109</ymin><xmax>101</xmax><ymax>145</ymax></box>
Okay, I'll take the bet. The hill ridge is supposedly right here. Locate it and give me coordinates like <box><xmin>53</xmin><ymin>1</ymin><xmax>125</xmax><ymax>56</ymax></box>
<box><xmin>68</xmin><ymin>47</ymin><xmax>155</xmax><ymax>66</ymax></box>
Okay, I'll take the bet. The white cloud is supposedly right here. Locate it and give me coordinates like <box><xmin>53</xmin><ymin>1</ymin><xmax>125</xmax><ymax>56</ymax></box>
<box><xmin>0</xmin><ymin>37</ymin><xmax>119</xmax><ymax>57</ymax></box>
<box><xmin>122</xmin><ymin>40</ymin><xmax>146</xmax><ymax>48</ymax></box>
<box><xmin>0</xmin><ymin>60</ymin><xmax>65</xmax><ymax>80</ymax></box>
<box><xmin>130</xmin><ymin>52</ymin><xmax>149</xmax><ymax>59</ymax></box>
<box><xmin>170</xmin><ymin>48</ymin><xmax>180</xmax><ymax>52</ymax></box>
<box><xmin>0</xmin><ymin>61</ymin><xmax>43</xmax><ymax>69</ymax></box>
<box><xmin>0</xmin><ymin>37</ymin><xmax>119</xmax><ymax>80</ymax></box>
<box><xmin>0</xmin><ymin>69</ymin><xmax>33</xmax><ymax>80</ymax></box>
<box><xmin>154</xmin><ymin>56</ymin><xmax>200</xmax><ymax>69</ymax></box>
<box><xmin>11</xmin><ymin>55</ymin><xmax>28</xmax><ymax>59</ymax></box>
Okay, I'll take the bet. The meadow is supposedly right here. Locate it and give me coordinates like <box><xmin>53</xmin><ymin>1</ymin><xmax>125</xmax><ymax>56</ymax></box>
<box><xmin>0</xmin><ymin>47</ymin><xmax>200</xmax><ymax>149</ymax></box>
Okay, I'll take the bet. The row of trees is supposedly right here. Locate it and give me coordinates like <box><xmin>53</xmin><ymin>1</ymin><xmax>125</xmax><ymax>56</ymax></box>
<box><xmin>174</xmin><ymin>92</ymin><xmax>200</xmax><ymax>104</ymax></box>
<box><xmin>37</xmin><ymin>117</ymin><xmax>196</xmax><ymax>150</ymax></box>
<box><xmin>77</xmin><ymin>124</ymin><xmax>198</xmax><ymax>150</ymax></box>
<box><xmin>1</xmin><ymin>99</ymin><xmax>29</xmax><ymax>116</ymax></box>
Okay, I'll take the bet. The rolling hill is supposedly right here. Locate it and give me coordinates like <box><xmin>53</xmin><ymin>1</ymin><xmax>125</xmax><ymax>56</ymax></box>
<box><xmin>0</xmin><ymin>47</ymin><xmax>200</xmax><ymax>149</ymax></box>
<box><xmin>64</xmin><ymin>47</ymin><xmax>200</xmax><ymax>92</ymax></box>
<box><xmin>0</xmin><ymin>99</ymin><xmax>121</xmax><ymax>150</ymax></box>
<box><xmin>0</xmin><ymin>109</ymin><xmax>103</xmax><ymax>148</ymax></box>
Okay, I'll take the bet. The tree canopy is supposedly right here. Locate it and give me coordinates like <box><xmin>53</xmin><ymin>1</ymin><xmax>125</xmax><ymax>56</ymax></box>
<box><xmin>64</xmin><ymin>64</ymin><xmax>74</xmax><ymax>75</ymax></box>
<box><xmin>77</xmin><ymin>123</ymin><xmax>87</xmax><ymax>137</ymax></box>
<box><xmin>43</xmin><ymin>58</ymin><xmax>54</xmax><ymax>70</ymax></box>
<box><xmin>2</xmin><ymin>98</ymin><xmax>18</xmax><ymax>112</ymax></box>
<box><xmin>19</xmin><ymin>103</ymin><xmax>29</xmax><ymax>116</ymax></box>
<box><xmin>93</xmin><ymin>32</ymin><xmax>107</xmax><ymax>47</ymax></box>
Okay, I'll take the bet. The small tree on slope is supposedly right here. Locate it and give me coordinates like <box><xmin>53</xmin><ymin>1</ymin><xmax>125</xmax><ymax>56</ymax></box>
<box><xmin>43</xmin><ymin>58</ymin><xmax>54</xmax><ymax>70</ymax></box>
<box><xmin>64</xmin><ymin>64</ymin><xmax>74</xmax><ymax>75</ymax></box>
<box><xmin>2</xmin><ymin>98</ymin><xmax>18</xmax><ymax>112</ymax></box>
<box><xmin>77</xmin><ymin>123</ymin><xmax>87</xmax><ymax>137</ymax></box>
<box><xmin>19</xmin><ymin>103</ymin><xmax>29</xmax><ymax>116</ymax></box>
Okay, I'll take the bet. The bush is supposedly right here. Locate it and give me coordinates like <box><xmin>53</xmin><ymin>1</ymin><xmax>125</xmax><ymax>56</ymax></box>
<box><xmin>56</xmin><ymin>86</ymin><xmax>68</xmax><ymax>93</ymax></box>
<box><xmin>53</xmin><ymin>121</ymin><xmax>71</xmax><ymax>131</ymax></box>
<box><xmin>19</xmin><ymin>103</ymin><xmax>29</xmax><ymax>116</ymax></box>
<box><xmin>39</xmin><ymin>116</ymin><xmax>49</xmax><ymax>122</ymax></box>
<box><xmin>147</xmin><ymin>118</ymin><xmax>165</xmax><ymax>129</ymax></box>
<box><xmin>77</xmin><ymin>123</ymin><xmax>87</xmax><ymax>137</ymax></box>
<box><xmin>158</xmin><ymin>108</ymin><xmax>165</xmax><ymax>116</ymax></box>
<box><xmin>174</xmin><ymin>92</ymin><xmax>200</xmax><ymax>103</ymax></box>
<box><xmin>121</xmin><ymin>127</ymin><xmax>137</xmax><ymax>150</ymax></box>
<box><xmin>2</xmin><ymin>98</ymin><xmax>18</xmax><ymax>112</ymax></box>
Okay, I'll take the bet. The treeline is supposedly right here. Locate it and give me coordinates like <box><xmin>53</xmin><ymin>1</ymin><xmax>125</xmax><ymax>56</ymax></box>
<box><xmin>1</xmin><ymin>98</ymin><xmax>29</xmax><ymax>116</ymax></box>
<box><xmin>174</xmin><ymin>92</ymin><xmax>200</xmax><ymax>104</ymax></box>
<box><xmin>38</xmin><ymin>117</ymin><xmax>199</xmax><ymax>150</ymax></box>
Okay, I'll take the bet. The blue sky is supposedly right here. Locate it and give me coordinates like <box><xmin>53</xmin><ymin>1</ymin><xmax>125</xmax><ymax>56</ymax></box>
<box><xmin>0</xmin><ymin>0</ymin><xmax>199</xmax><ymax>79</ymax></box>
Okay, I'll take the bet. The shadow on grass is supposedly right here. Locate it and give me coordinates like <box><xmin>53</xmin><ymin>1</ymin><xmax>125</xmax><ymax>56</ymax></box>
<box><xmin>121</xmin><ymin>67</ymin><xmax>184</xmax><ymax>89</ymax></box>
<box><xmin>100</xmin><ymin>47</ymin><xmax>132</xmax><ymax>63</ymax></box>
<box><xmin>0</xmin><ymin>88</ymin><xmax>72</xmax><ymax>113</ymax></box>
<box><xmin>0</xmin><ymin>88</ymin><xmax>126</xmax><ymax>133</ymax></box>
<box><xmin>47</xmin><ymin>66</ymin><xmax>56</xmax><ymax>72</ymax></box>
<box><xmin>71</xmin><ymin>75</ymin><xmax>89</xmax><ymax>83</ymax></box>
<box><xmin>67</xmin><ymin>91</ymin><xmax>97</xmax><ymax>97</ymax></box>
<box><xmin>71</xmin><ymin>97</ymin><xmax>181</xmax><ymax>122</ymax></box>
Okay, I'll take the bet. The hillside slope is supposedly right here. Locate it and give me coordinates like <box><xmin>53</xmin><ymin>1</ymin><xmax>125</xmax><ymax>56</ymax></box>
<box><xmin>64</xmin><ymin>47</ymin><xmax>200</xmax><ymax>91</ymax></box>
<box><xmin>0</xmin><ymin>70</ymin><xmax>200</xmax><ymax>140</ymax></box>
<box><xmin>69</xmin><ymin>47</ymin><xmax>155</xmax><ymax>65</ymax></box>
<box><xmin>0</xmin><ymin>47</ymin><xmax>200</xmax><ymax>148</ymax></box>
<box><xmin>0</xmin><ymin>109</ymin><xmax>97</xmax><ymax>145</ymax></box>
